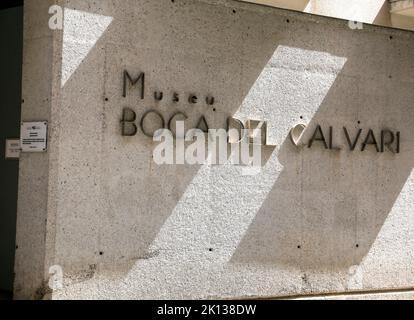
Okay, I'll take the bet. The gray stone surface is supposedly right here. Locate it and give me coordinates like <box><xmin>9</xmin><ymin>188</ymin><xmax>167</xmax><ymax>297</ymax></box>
<box><xmin>292</xmin><ymin>290</ymin><xmax>414</xmax><ymax>300</ymax></box>
<box><xmin>14</xmin><ymin>0</ymin><xmax>57</xmax><ymax>300</ymax></box>
<box><xmin>15</xmin><ymin>0</ymin><xmax>414</xmax><ymax>299</ymax></box>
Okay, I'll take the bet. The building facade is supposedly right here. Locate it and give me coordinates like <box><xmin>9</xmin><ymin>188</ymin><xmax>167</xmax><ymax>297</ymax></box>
<box><xmin>1</xmin><ymin>0</ymin><xmax>414</xmax><ymax>300</ymax></box>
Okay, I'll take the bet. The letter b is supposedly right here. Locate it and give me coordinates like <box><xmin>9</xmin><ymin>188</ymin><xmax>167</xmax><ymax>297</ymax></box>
<box><xmin>121</xmin><ymin>108</ymin><xmax>137</xmax><ymax>136</ymax></box>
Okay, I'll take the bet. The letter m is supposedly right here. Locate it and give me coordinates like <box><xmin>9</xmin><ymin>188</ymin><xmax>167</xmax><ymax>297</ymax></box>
<box><xmin>123</xmin><ymin>70</ymin><xmax>145</xmax><ymax>99</ymax></box>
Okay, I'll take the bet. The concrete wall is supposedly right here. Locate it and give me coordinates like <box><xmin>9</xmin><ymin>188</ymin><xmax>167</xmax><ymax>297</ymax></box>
<box><xmin>242</xmin><ymin>0</ymin><xmax>389</xmax><ymax>23</ymax></box>
<box><xmin>242</xmin><ymin>0</ymin><xmax>414</xmax><ymax>31</ymax></box>
<box><xmin>14</xmin><ymin>0</ymin><xmax>58</xmax><ymax>299</ymax></box>
<box><xmin>15</xmin><ymin>0</ymin><xmax>414</xmax><ymax>299</ymax></box>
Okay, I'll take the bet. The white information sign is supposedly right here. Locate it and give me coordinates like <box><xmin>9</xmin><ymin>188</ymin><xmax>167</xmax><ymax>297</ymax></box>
<box><xmin>5</xmin><ymin>139</ymin><xmax>21</xmax><ymax>159</ymax></box>
<box><xmin>20</xmin><ymin>122</ymin><xmax>48</xmax><ymax>152</ymax></box>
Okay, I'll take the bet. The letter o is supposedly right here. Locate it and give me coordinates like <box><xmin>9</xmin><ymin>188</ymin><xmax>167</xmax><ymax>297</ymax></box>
<box><xmin>140</xmin><ymin>110</ymin><xmax>165</xmax><ymax>138</ymax></box>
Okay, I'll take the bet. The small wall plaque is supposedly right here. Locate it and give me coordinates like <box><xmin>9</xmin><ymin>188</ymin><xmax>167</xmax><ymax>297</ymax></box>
<box><xmin>5</xmin><ymin>139</ymin><xmax>21</xmax><ymax>159</ymax></box>
<box><xmin>20</xmin><ymin>121</ymin><xmax>48</xmax><ymax>153</ymax></box>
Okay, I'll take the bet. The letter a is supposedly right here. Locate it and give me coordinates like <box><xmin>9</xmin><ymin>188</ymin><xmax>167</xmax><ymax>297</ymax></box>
<box><xmin>153</xmin><ymin>129</ymin><xmax>174</xmax><ymax>165</ymax></box>
<box><xmin>48</xmin><ymin>5</ymin><xmax>63</xmax><ymax>30</ymax></box>
<box><xmin>308</xmin><ymin>125</ymin><xmax>328</xmax><ymax>149</ymax></box>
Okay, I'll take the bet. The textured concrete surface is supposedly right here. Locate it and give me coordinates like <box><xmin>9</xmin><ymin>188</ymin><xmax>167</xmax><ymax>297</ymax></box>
<box><xmin>242</xmin><ymin>0</ymin><xmax>391</xmax><ymax>23</ymax></box>
<box><xmin>291</xmin><ymin>289</ymin><xmax>414</xmax><ymax>300</ymax></box>
<box><xmin>243</xmin><ymin>0</ymin><xmax>414</xmax><ymax>31</ymax></box>
<box><xmin>391</xmin><ymin>0</ymin><xmax>414</xmax><ymax>13</ymax></box>
<box><xmin>14</xmin><ymin>0</ymin><xmax>57</xmax><ymax>299</ymax></box>
<box><xmin>15</xmin><ymin>0</ymin><xmax>414</xmax><ymax>300</ymax></box>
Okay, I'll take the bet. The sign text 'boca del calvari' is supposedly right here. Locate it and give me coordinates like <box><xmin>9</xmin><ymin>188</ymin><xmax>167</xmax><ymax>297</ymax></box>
<box><xmin>120</xmin><ymin>70</ymin><xmax>400</xmax><ymax>154</ymax></box>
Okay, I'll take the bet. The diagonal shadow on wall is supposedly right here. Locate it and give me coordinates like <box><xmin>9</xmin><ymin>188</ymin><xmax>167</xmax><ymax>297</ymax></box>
<box><xmin>231</xmin><ymin>64</ymin><xmax>414</xmax><ymax>272</ymax></box>
<box><xmin>52</xmin><ymin>0</ymin><xmax>285</xmax><ymax>275</ymax></box>
<box><xmin>229</xmin><ymin>12</ymin><xmax>414</xmax><ymax>282</ymax></box>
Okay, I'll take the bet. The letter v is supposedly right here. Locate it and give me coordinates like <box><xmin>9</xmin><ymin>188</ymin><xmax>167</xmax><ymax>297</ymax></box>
<box><xmin>343</xmin><ymin>127</ymin><xmax>362</xmax><ymax>151</ymax></box>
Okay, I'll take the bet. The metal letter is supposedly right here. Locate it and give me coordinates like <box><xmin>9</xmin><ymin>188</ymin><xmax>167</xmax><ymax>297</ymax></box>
<box><xmin>381</xmin><ymin>130</ymin><xmax>395</xmax><ymax>153</ymax></box>
<box><xmin>343</xmin><ymin>127</ymin><xmax>362</xmax><ymax>151</ymax></box>
<box><xmin>123</xmin><ymin>70</ymin><xmax>145</xmax><ymax>99</ymax></box>
<box><xmin>196</xmin><ymin>116</ymin><xmax>209</xmax><ymax>133</ymax></box>
<box><xmin>168</xmin><ymin>112</ymin><xmax>188</xmax><ymax>138</ymax></box>
<box><xmin>361</xmin><ymin>129</ymin><xmax>379</xmax><ymax>152</ymax></box>
<box><xmin>396</xmin><ymin>131</ymin><xmax>400</xmax><ymax>154</ymax></box>
<box><xmin>206</xmin><ymin>96</ymin><xmax>215</xmax><ymax>106</ymax></box>
<box><xmin>290</xmin><ymin>124</ymin><xmax>306</xmax><ymax>147</ymax></box>
<box><xmin>189</xmin><ymin>95</ymin><xmax>198</xmax><ymax>104</ymax></box>
<box><xmin>140</xmin><ymin>110</ymin><xmax>165</xmax><ymax>138</ymax></box>
<box><xmin>121</xmin><ymin>108</ymin><xmax>137</xmax><ymax>136</ymax></box>
<box><xmin>247</xmin><ymin>120</ymin><xmax>267</xmax><ymax>145</ymax></box>
<box><xmin>154</xmin><ymin>91</ymin><xmax>163</xmax><ymax>101</ymax></box>
<box><xmin>173</xmin><ymin>93</ymin><xmax>180</xmax><ymax>103</ymax></box>
<box><xmin>227</xmin><ymin>117</ymin><xmax>246</xmax><ymax>144</ymax></box>
<box><xmin>329</xmin><ymin>126</ymin><xmax>341</xmax><ymax>150</ymax></box>
<box><xmin>308</xmin><ymin>125</ymin><xmax>328</xmax><ymax>149</ymax></box>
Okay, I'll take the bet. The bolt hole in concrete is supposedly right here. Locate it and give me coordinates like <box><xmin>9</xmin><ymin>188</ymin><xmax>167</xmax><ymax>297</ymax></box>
<box><xmin>233</xmin><ymin>9</ymin><xmax>236</xmax><ymax>14</ymax></box>
<box><xmin>99</xmin><ymin>252</ymin><xmax>104</xmax><ymax>256</ymax></box>
<box><xmin>297</xmin><ymin>246</ymin><xmax>301</xmax><ymax>249</ymax></box>
<box><xmin>209</xmin><ymin>248</ymin><xmax>214</xmax><ymax>252</ymax></box>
